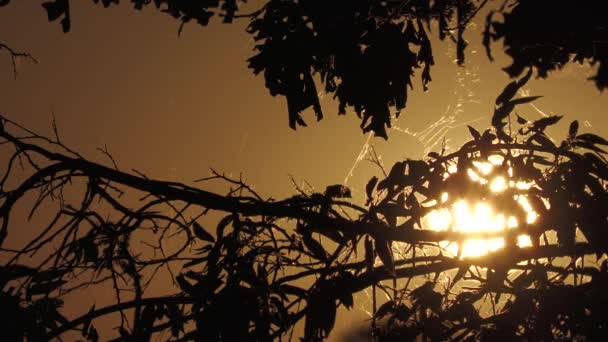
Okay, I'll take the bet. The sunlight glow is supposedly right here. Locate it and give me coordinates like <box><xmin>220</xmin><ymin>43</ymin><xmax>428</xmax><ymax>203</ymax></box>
<box><xmin>425</xmin><ymin>200</ymin><xmax>535</xmax><ymax>257</ymax></box>
<box><xmin>489</xmin><ymin>176</ymin><xmax>507</xmax><ymax>192</ymax></box>
<box><xmin>424</xmin><ymin>157</ymin><xmax>538</xmax><ymax>258</ymax></box>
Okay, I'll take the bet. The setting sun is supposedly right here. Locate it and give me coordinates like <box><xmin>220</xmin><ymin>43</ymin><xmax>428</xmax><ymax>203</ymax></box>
<box><xmin>424</xmin><ymin>159</ymin><xmax>535</xmax><ymax>257</ymax></box>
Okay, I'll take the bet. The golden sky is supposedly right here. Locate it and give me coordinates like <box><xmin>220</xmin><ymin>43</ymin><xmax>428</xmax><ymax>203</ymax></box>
<box><xmin>1</xmin><ymin>1</ymin><xmax>607</xmax><ymax>339</ymax></box>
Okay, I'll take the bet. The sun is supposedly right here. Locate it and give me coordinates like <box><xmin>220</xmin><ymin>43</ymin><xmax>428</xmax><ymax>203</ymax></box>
<box><xmin>424</xmin><ymin>157</ymin><xmax>536</xmax><ymax>258</ymax></box>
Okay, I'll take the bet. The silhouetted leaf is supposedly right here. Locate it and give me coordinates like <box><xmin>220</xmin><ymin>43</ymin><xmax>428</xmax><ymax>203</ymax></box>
<box><xmin>42</xmin><ymin>0</ymin><xmax>67</xmax><ymax>21</ymax></box>
<box><xmin>531</xmin><ymin>115</ymin><xmax>562</xmax><ymax>132</ymax></box>
<box><xmin>492</xmin><ymin>103</ymin><xmax>515</xmax><ymax>127</ymax></box>
<box><xmin>577</xmin><ymin>133</ymin><xmax>608</xmax><ymax>146</ymax></box>
<box><xmin>495</xmin><ymin>68</ymin><xmax>532</xmax><ymax>106</ymax></box>
<box><xmin>574</xmin><ymin>141</ymin><xmax>608</xmax><ymax>155</ymax></box>
<box><xmin>451</xmin><ymin>266</ymin><xmax>469</xmax><ymax>289</ymax></box>
<box><xmin>339</xmin><ymin>291</ymin><xmax>354</xmax><ymax>309</ymax></box>
<box><xmin>375</xmin><ymin>300</ymin><xmax>395</xmax><ymax>319</ymax></box>
<box><xmin>378</xmin><ymin>161</ymin><xmax>406</xmax><ymax>191</ymax></box>
<box><xmin>516</xmin><ymin>113</ymin><xmax>528</xmax><ymax>124</ymax></box>
<box><xmin>324</xmin><ymin>184</ymin><xmax>351</xmax><ymax>198</ymax></box>
<box><xmin>305</xmin><ymin>289</ymin><xmax>336</xmax><ymax>339</ymax></box>
<box><xmin>375</xmin><ymin>239</ymin><xmax>394</xmax><ymax>276</ymax></box>
<box><xmin>27</xmin><ymin>279</ymin><xmax>66</xmax><ymax>296</ymax></box>
<box><xmin>192</xmin><ymin>221</ymin><xmax>215</xmax><ymax>243</ymax></box>
<box><xmin>427</xmin><ymin>151</ymin><xmax>441</xmax><ymax>159</ymax></box>
<box><xmin>468</xmin><ymin>125</ymin><xmax>481</xmax><ymax>140</ymax></box>
<box><xmin>508</xmin><ymin>95</ymin><xmax>542</xmax><ymax>106</ymax></box>
<box><xmin>302</xmin><ymin>233</ymin><xmax>328</xmax><ymax>261</ymax></box>
<box><xmin>364</xmin><ymin>236</ymin><xmax>374</xmax><ymax>273</ymax></box>
<box><xmin>365</xmin><ymin>176</ymin><xmax>379</xmax><ymax>205</ymax></box>
<box><xmin>532</xmin><ymin>134</ymin><xmax>556</xmax><ymax>149</ymax></box>
<box><xmin>60</xmin><ymin>14</ymin><xmax>70</xmax><ymax>33</ymax></box>
<box><xmin>176</xmin><ymin>274</ymin><xmax>196</xmax><ymax>295</ymax></box>
<box><xmin>0</xmin><ymin>264</ymin><xmax>35</xmax><ymax>288</ymax></box>
<box><xmin>568</xmin><ymin>120</ymin><xmax>579</xmax><ymax>139</ymax></box>
<box><xmin>410</xmin><ymin>281</ymin><xmax>442</xmax><ymax>312</ymax></box>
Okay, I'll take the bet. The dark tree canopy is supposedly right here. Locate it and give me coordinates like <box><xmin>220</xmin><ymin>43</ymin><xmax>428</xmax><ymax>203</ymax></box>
<box><xmin>0</xmin><ymin>76</ymin><xmax>607</xmax><ymax>340</ymax></box>
<box><xmin>2</xmin><ymin>0</ymin><xmax>607</xmax><ymax>138</ymax></box>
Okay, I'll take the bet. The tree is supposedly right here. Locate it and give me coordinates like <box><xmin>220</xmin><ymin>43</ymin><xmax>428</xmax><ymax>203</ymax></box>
<box><xmin>1</xmin><ymin>1</ymin><xmax>607</xmax><ymax>341</ymax></box>
<box><xmin>1</xmin><ymin>0</ymin><xmax>607</xmax><ymax>137</ymax></box>
<box><xmin>0</xmin><ymin>70</ymin><xmax>607</xmax><ymax>340</ymax></box>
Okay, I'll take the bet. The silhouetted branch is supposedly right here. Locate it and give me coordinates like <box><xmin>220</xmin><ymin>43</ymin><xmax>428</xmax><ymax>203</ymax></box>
<box><xmin>0</xmin><ymin>42</ymin><xmax>37</xmax><ymax>79</ymax></box>
<box><xmin>0</xmin><ymin>81</ymin><xmax>606</xmax><ymax>340</ymax></box>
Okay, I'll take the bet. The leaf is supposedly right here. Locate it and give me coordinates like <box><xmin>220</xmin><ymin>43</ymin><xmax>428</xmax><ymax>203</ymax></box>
<box><xmin>378</xmin><ymin>161</ymin><xmax>406</xmax><ymax>191</ymax></box>
<box><xmin>409</xmin><ymin>160</ymin><xmax>429</xmax><ymax>179</ymax></box>
<box><xmin>577</xmin><ymin>133</ymin><xmax>608</xmax><ymax>146</ymax></box>
<box><xmin>574</xmin><ymin>141</ymin><xmax>608</xmax><ymax>155</ymax></box>
<box><xmin>531</xmin><ymin>115</ymin><xmax>562</xmax><ymax>132</ymax></box>
<box><xmin>492</xmin><ymin>103</ymin><xmax>515</xmax><ymax>127</ymax></box>
<box><xmin>410</xmin><ymin>281</ymin><xmax>443</xmax><ymax>312</ymax></box>
<box><xmin>393</xmin><ymin>303</ymin><xmax>413</xmax><ymax>321</ymax></box>
<box><xmin>166</xmin><ymin>303</ymin><xmax>184</xmax><ymax>337</ymax></box>
<box><xmin>42</xmin><ymin>0</ymin><xmax>68</xmax><ymax>21</ymax></box>
<box><xmin>305</xmin><ymin>290</ymin><xmax>336</xmax><ymax>339</ymax></box>
<box><xmin>176</xmin><ymin>274</ymin><xmax>196</xmax><ymax>295</ymax></box>
<box><xmin>532</xmin><ymin>134</ymin><xmax>556</xmax><ymax>149</ymax></box>
<box><xmin>192</xmin><ymin>222</ymin><xmax>215</xmax><ymax>243</ymax></box>
<box><xmin>32</xmin><ymin>268</ymin><xmax>67</xmax><ymax>284</ymax></box>
<box><xmin>302</xmin><ymin>233</ymin><xmax>328</xmax><ymax>261</ymax></box>
<box><xmin>427</xmin><ymin>151</ymin><xmax>441</xmax><ymax>159</ymax></box>
<box><xmin>495</xmin><ymin>80</ymin><xmax>518</xmax><ymax>105</ymax></box>
<box><xmin>364</xmin><ymin>236</ymin><xmax>374</xmax><ymax>272</ymax></box>
<box><xmin>88</xmin><ymin>326</ymin><xmax>99</xmax><ymax>342</ymax></box>
<box><xmin>0</xmin><ymin>264</ymin><xmax>35</xmax><ymax>288</ymax></box>
<box><xmin>517</xmin><ymin>67</ymin><xmax>534</xmax><ymax>87</ymax></box>
<box><xmin>60</xmin><ymin>14</ymin><xmax>71</xmax><ymax>33</ymax></box>
<box><xmin>495</xmin><ymin>68</ymin><xmax>532</xmax><ymax>105</ymax></box>
<box><xmin>467</xmin><ymin>125</ymin><xmax>481</xmax><ymax>140</ymax></box>
<box><xmin>481</xmin><ymin>129</ymin><xmax>497</xmax><ymax>143</ymax></box>
<box><xmin>324</xmin><ymin>184</ymin><xmax>351</xmax><ymax>198</ymax></box>
<box><xmin>27</xmin><ymin>279</ymin><xmax>66</xmax><ymax>296</ymax></box>
<box><xmin>451</xmin><ymin>266</ymin><xmax>469</xmax><ymax>289</ymax></box>
<box><xmin>516</xmin><ymin>113</ymin><xmax>528</xmax><ymax>124</ymax></box>
<box><xmin>183</xmin><ymin>257</ymin><xmax>206</xmax><ymax>268</ymax></box>
<box><xmin>216</xmin><ymin>214</ymin><xmax>233</xmax><ymax>239</ymax></box>
<box><xmin>375</xmin><ymin>239</ymin><xmax>394</xmax><ymax>276</ymax></box>
<box><xmin>279</xmin><ymin>284</ymin><xmax>308</xmax><ymax>298</ymax></box>
<box><xmin>337</xmin><ymin>286</ymin><xmax>354</xmax><ymax>309</ymax></box>
<box><xmin>496</xmin><ymin>127</ymin><xmax>513</xmax><ymax>143</ymax></box>
<box><xmin>365</xmin><ymin>176</ymin><xmax>378</xmax><ymax>205</ymax></box>
<box><xmin>568</xmin><ymin>120</ymin><xmax>579</xmax><ymax>139</ymax></box>
<box><xmin>375</xmin><ymin>300</ymin><xmax>395</xmax><ymax>319</ymax></box>
<box><xmin>508</xmin><ymin>95</ymin><xmax>542</xmax><ymax>106</ymax></box>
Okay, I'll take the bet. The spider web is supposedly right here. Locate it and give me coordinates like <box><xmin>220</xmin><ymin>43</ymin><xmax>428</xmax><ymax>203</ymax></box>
<box><xmin>343</xmin><ymin>44</ymin><xmax>485</xmax><ymax>185</ymax></box>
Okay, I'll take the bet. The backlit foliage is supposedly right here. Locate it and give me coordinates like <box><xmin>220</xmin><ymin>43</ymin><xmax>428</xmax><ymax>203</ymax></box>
<box><xmin>0</xmin><ymin>75</ymin><xmax>607</xmax><ymax>341</ymax></box>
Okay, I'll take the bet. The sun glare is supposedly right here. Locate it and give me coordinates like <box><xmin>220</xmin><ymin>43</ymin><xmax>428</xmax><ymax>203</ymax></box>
<box><xmin>425</xmin><ymin>158</ymin><xmax>536</xmax><ymax>258</ymax></box>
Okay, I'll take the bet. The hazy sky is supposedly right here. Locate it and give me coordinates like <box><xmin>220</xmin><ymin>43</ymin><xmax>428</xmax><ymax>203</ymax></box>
<box><xmin>1</xmin><ymin>1</ymin><xmax>607</xmax><ymax>339</ymax></box>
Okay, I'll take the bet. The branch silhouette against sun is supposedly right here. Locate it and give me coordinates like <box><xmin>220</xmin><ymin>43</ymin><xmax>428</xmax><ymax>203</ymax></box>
<box><xmin>2</xmin><ymin>0</ymin><xmax>606</xmax><ymax>138</ymax></box>
<box><xmin>0</xmin><ymin>72</ymin><xmax>607</xmax><ymax>340</ymax></box>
